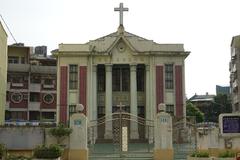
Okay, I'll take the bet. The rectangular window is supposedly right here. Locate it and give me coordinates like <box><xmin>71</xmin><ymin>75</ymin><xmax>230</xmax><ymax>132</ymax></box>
<box><xmin>8</xmin><ymin>56</ymin><xmax>19</xmax><ymax>64</ymax></box>
<box><xmin>12</xmin><ymin>76</ymin><xmax>24</xmax><ymax>83</ymax></box>
<box><xmin>29</xmin><ymin>111</ymin><xmax>40</xmax><ymax>121</ymax></box>
<box><xmin>30</xmin><ymin>92</ymin><xmax>40</xmax><ymax>102</ymax></box>
<box><xmin>44</xmin><ymin>79</ymin><xmax>53</xmax><ymax>85</ymax></box>
<box><xmin>97</xmin><ymin>65</ymin><xmax>105</xmax><ymax>92</ymax></box>
<box><xmin>21</xmin><ymin>57</ymin><xmax>25</xmax><ymax>64</ymax></box>
<box><xmin>69</xmin><ymin>65</ymin><xmax>78</xmax><ymax>89</ymax></box>
<box><xmin>112</xmin><ymin>65</ymin><xmax>130</xmax><ymax>91</ymax></box>
<box><xmin>41</xmin><ymin>112</ymin><xmax>55</xmax><ymax>120</ymax></box>
<box><xmin>31</xmin><ymin>75</ymin><xmax>41</xmax><ymax>83</ymax></box>
<box><xmin>137</xmin><ymin>106</ymin><xmax>145</xmax><ymax>116</ymax></box>
<box><xmin>10</xmin><ymin>111</ymin><xmax>27</xmax><ymax>120</ymax></box>
<box><xmin>137</xmin><ymin>66</ymin><xmax>145</xmax><ymax>91</ymax></box>
<box><xmin>166</xmin><ymin>104</ymin><xmax>174</xmax><ymax>115</ymax></box>
<box><xmin>122</xmin><ymin>68</ymin><xmax>130</xmax><ymax>91</ymax></box>
<box><xmin>165</xmin><ymin>64</ymin><xmax>174</xmax><ymax>89</ymax></box>
<box><xmin>97</xmin><ymin>106</ymin><xmax>105</xmax><ymax>118</ymax></box>
<box><xmin>69</xmin><ymin>105</ymin><xmax>76</xmax><ymax>116</ymax></box>
<box><xmin>97</xmin><ymin>106</ymin><xmax>105</xmax><ymax>114</ymax></box>
<box><xmin>112</xmin><ymin>67</ymin><xmax>121</xmax><ymax>91</ymax></box>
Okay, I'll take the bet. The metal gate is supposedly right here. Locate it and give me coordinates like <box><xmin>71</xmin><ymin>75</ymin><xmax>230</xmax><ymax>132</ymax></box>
<box><xmin>173</xmin><ymin>116</ymin><xmax>197</xmax><ymax>160</ymax></box>
<box><xmin>88</xmin><ymin>110</ymin><xmax>154</xmax><ymax>159</ymax></box>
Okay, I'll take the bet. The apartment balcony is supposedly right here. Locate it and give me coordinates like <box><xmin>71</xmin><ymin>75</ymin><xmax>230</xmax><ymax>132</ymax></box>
<box><xmin>8</xmin><ymin>64</ymin><xmax>30</xmax><ymax>72</ymax></box>
<box><xmin>29</xmin><ymin>83</ymin><xmax>41</xmax><ymax>92</ymax></box>
<box><xmin>29</xmin><ymin>102</ymin><xmax>40</xmax><ymax>111</ymax></box>
<box><xmin>233</xmin><ymin>80</ymin><xmax>238</xmax><ymax>89</ymax></box>
<box><xmin>31</xmin><ymin>65</ymin><xmax>56</xmax><ymax>74</ymax></box>
<box><xmin>231</xmin><ymin>64</ymin><xmax>237</xmax><ymax>73</ymax></box>
<box><xmin>11</xmin><ymin>83</ymin><xmax>24</xmax><ymax>87</ymax></box>
<box><xmin>10</xmin><ymin>82</ymin><xmax>28</xmax><ymax>89</ymax></box>
<box><xmin>42</xmin><ymin>84</ymin><xmax>55</xmax><ymax>89</ymax></box>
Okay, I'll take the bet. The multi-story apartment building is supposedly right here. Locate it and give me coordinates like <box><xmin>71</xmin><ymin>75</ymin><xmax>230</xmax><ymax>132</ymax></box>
<box><xmin>216</xmin><ymin>85</ymin><xmax>230</xmax><ymax>96</ymax></box>
<box><xmin>0</xmin><ymin>21</ymin><xmax>7</xmax><ymax>125</ymax></box>
<box><xmin>5</xmin><ymin>44</ymin><xmax>57</xmax><ymax>123</ymax></box>
<box><xmin>230</xmin><ymin>35</ymin><xmax>240</xmax><ymax>112</ymax></box>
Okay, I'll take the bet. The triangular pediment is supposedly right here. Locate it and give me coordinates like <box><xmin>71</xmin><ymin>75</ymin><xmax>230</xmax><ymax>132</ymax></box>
<box><xmin>86</xmin><ymin>28</ymin><xmax>186</xmax><ymax>54</ymax></box>
<box><xmin>106</xmin><ymin>36</ymin><xmax>137</xmax><ymax>55</ymax></box>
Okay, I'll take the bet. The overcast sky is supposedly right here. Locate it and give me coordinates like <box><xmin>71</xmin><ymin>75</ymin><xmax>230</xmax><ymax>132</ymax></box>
<box><xmin>1</xmin><ymin>0</ymin><xmax>240</xmax><ymax>98</ymax></box>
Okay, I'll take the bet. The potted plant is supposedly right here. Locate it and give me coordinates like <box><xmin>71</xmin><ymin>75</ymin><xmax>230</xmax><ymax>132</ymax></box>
<box><xmin>0</xmin><ymin>144</ymin><xmax>6</xmax><ymax>160</ymax></box>
<box><xmin>49</xmin><ymin>124</ymin><xmax>72</xmax><ymax>159</ymax></box>
<box><xmin>33</xmin><ymin>144</ymin><xmax>63</xmax><ymax>160</ymax></box>
<box><xmin>49</xmin><ymin>123</ymin><xmax>72</xmax><ymax>145</ymax></box>
<box><xmin>187</xmin><ymin>151</ymin><xmax>210</xmax><ymax>160</ymax></box>
<box><xmin>218</xmin><ymin>150</ymin><xmax>236</xmax><ymax>160</ymax></box>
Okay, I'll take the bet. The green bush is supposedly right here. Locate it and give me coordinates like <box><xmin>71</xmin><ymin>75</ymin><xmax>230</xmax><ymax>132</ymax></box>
<box><xmin>0</xmin><ymin>144</ymin><xmax>6</xmax><ymax>158</ymax></box>
<box><xmin>33</xmin><ymin>144</ymin><xmax>63</xmax><ymax>159</ymax></box>
<box><xmin>6</xmin><ymin>155</ymin><xmax>32</xmax><ymax>160</ymax></box>
<box><xmin>191</xmin><ymin>151</ymin><xmax>209</xmax><ymax>157</ymax></box>
<box><xmin>218</xmin><ymin>150</ymin><xmax>236</xmax><ymax>158</ymax></box>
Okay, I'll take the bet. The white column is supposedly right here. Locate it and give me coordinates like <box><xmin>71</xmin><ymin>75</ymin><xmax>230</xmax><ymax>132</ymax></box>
<box><xmin>150</xmin><ymin>57</ymin><xmax>155</xmax><ymax>121</ymax></box>
<box><xmin>87</xmin><ymin>59</ymin><xmax>92</xmax><ymax>120</ymax></box>
<box><xmin>130</xmin><ymin>64</ymin><xmax>139</xmax><ymax>139</ymax></box>
<box><xmin>145</xmin><ymin>65</ymin><xmax>152</xmax><ymax>140</ymax></box>
<box><xmin>182</xmin><ymin>64</ymin><xmax>187</xmax><ymax>128</ymax></box>
<box><xmin>104</xmin><ymin>64</ymin><xmax>113</xmax><ymax>139</ymax></box>
<box><xmin>92</xmin><ymin>65</ymin><xmax>98</xmax><ymax>140</ymax></box>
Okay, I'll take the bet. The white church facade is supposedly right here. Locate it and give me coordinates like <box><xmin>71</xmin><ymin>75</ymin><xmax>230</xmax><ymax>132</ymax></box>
<box><xmin>54</xmin><ymin>3</ymin><xmax>189</xmax><ymax>140</ymax></box>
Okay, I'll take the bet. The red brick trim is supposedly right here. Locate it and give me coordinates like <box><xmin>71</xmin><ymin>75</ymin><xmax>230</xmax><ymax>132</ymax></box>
<box><xmin>175</xmin><ymin>65</ymin><xmax>183</xmax><ymax>117</ymax></box>
<box><xmin>60</xmin><ymin>66</ymin><xmax>68</xmax><ymax>124</ymax></box>
<box><xmin>156</xmin><ymin>65</ymin><xmax>164</xmax><ymax>112</ymax></box>
<box><xmin>79</xmin><ymin>66</ymin><xmax>87</xmax><ymax>115</ymax></box>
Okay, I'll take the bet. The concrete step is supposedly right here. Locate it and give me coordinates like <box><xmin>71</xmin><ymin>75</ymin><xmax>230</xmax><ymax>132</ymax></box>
<box><xmin>174</xmin><ymin>153</ymin><xmax>189</xmax><ymax>160</ymax></box>
<box><xmin>89</xmin><ymin>152</ymin><xmax>153</xmax><ymax>160</ymax></box>
<box><xmin>90</xmin><ymin>158</ymin><xmax>153</xmax><ymax>160</ymax></box>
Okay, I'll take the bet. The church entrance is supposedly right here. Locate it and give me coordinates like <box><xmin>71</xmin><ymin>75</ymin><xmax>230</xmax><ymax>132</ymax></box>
<box><xmin>88</xmin><ymin>109</ymin><xmax>154</xmax><ymax>159</ymax></box>
<box><xmin>96</xmin><ymin>64</ymin><xmax>147</xmax><ymax>140</ymax></box>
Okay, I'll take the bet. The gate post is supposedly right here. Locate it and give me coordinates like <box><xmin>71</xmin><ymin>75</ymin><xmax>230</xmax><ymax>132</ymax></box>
<box><xmin>154</xmin><ymin>104</ymin><xmax>173</xmax><ymax>160</ymax></box>
<box><xmin>69</xmin><ymin>107</ymin><xmax>88</xmax><ymax>160</ymax></box>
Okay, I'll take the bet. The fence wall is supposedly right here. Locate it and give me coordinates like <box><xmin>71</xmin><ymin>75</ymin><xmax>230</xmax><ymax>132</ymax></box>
<box><xmin>0</xmin><ymin>127</ymin><xmax>44</xmax><ymax>149</ymax></box>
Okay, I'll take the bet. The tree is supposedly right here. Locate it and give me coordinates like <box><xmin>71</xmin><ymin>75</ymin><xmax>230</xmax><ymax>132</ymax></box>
<box><xmin>186</xmin><ymin>102</ymin><xmax>204</xmax><ymax>123</ymax></box>
<box><xmin>214</xmin><ymin>94</ymin><xmax>232</xmax><ymax>113</ymax></box>
<box><xmin>206</xmin><ymin>93</ymin><xmax>232</xmax><ymax>122</ymax></box>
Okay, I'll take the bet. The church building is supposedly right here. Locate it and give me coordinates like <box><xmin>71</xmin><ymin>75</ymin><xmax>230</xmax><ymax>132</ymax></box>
<box><xmin>54</xmin><ymin>3</ymin><xmax>189</xmax><ymax>139</ymax></box>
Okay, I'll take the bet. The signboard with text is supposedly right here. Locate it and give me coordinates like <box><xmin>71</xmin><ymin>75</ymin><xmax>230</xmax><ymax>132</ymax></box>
<box><xmin>223</xmin><ymin>116</ymin><xmax>240</xmax><ymax>133</ymax></box>
<box><xmin>219</xmin><ymin>113</ymin><xmax>240</xmax><ymax>136</ymax></box>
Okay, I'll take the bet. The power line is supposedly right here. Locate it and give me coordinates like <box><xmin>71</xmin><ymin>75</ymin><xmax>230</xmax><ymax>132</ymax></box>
<box><xmin>0</xmin><ymin>14</ymin><xmax>17</xmax><ymax>43</ymax></box>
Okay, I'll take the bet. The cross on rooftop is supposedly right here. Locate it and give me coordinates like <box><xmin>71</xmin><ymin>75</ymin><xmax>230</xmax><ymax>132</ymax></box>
<box><xmin>114</xmin><ymin>3</ymin><xmax>129</xmax><ymax>26</ymax></box>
